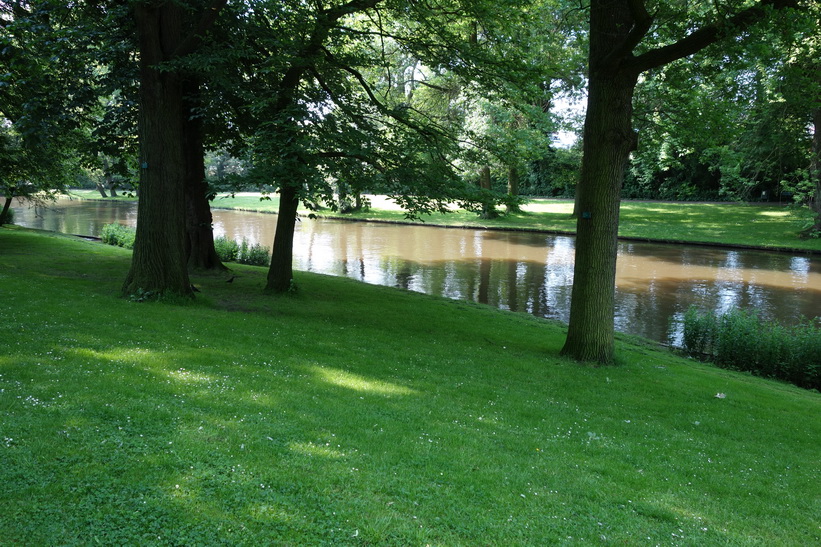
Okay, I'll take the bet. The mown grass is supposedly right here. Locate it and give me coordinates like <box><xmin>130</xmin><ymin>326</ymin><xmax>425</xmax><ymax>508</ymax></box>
<box><xmin>1</xmin><ymin>226</ymin><xmax>820</xmax><ymax>545</ymax></box>
<box><xmin>67</xmin><ymin>189</ymin><xmax>821</xmax><ymax>253</ymax></box>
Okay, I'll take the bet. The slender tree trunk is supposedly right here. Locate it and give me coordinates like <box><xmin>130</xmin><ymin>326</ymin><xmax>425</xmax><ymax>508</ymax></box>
<box><xmin>100</xmin><ymin>156</ymin><xmax>116</xmax><ymax>197</ymax></box>
<box><xmin>182</xmin><ymin>78</ymin><xmax>225</xmax><ymax>271</ymax></box>
<box><xmin>337</xmin><ymin>182</ymin><xmax>352</xmax><ymax>213</ymax></box>
<box><xmin>122</xmin><ymin>3</ymin><xmax>192</xmax><ymax>298</ymax></box>
<box><xmin>0</xmin><ymin>196</ymin><xmax>13</xmax><ymax>226</ymax></box>
<box><xmin>478</xmin><ymin>165</ymin><xmax>497</xmax><ymax>219</ymax></box>
<box><xmin>95</xmin><ymin>182</ymin><xmax>108</xmax><ymax>198</ymax></box>
<box><xmin>561</xmin><ymin>0</ymin><xmax>638</xmax><ymax>363</ymax></box>
<box><xmin>265</xmin><ymin>184</ymin><xmax>300</xmax><ymax>292</ymax></box>
<box><xmin>506</xmin><ymin>165</ymin><xmax>521</xmax><ymax>214</ymax></box>
<box><xmin>807</xmin><ymin>106</ymin><xmax>821</xmax><ymax>233</ymax></box>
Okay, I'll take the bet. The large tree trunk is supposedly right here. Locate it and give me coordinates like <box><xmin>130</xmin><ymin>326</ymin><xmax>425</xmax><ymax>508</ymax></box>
<box><xmin>560</xmin><ymin>0</ymin><xmax>638</xmax><ymax>364</ymax></box>
<box><xmin>182</xmin><ymin>78</ymin><xmax>226</xmax><ymax>271</ymax></box>
<box><xmin>265</xmin><ymin>184</ymin><xmax>300</xmax><ymax>292</ymax></box>
<box><xmin>122</xmin><ymin>3</ymin><xmax>192</xmax><ymax>298</ymax></box>
<box><xmin>560</xmin><ymin>72</ymin><xmax>638</xmax><ymax>363</ymax></box>
<box><xmin>558</xmin><ymin>0</ymin><xmax>789</xmax><ymax>363</ymax></box>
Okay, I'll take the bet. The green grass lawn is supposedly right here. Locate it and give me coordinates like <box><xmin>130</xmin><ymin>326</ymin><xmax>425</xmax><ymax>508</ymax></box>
<box><xmin>2</xmin><ymin>226</ymin><xmax>819</xmax><ymax>544</ymax></box>
<box><xmin>67</xmin><ymin>189</ymin><xmax>821</xmax><ymax>253</ymax></box>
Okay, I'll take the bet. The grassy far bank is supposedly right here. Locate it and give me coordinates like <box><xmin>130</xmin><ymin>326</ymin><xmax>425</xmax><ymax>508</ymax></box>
<box><xmin>66</xmin><ymin>189</ymin><xmax>821</xmax><ymax>253</ymax></box>
<box><xmin>2</xmin><ymin>227</ymin><xmax>820</xmax><ymax>545</ymax></box>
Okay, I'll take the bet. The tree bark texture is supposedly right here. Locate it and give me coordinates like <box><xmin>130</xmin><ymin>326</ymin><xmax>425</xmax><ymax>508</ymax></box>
<box><xmin>265</xmin><ymin>184</ymin><xmax>300</xmax><ymax>292</ymax></box>
<box><xmin>182</xmin><ymin>78</ymin><xmax>226</xmax><ymax>271</ymax></box>
<box><xmin>561</xmin><ymin>0</ymin><xmax>638</xmax><ymax>364</ymax></box>
<box><xmin>123</xmin><ymin>3</ymin><xmax>193</xmax><ymax>298</ymax></box>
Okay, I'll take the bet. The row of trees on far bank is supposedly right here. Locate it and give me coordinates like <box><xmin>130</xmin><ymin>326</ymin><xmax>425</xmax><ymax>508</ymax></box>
<box><xmin>2</xmin><ymin>0</ymin><xmax>818</xmax><ymax>364</ymax></box>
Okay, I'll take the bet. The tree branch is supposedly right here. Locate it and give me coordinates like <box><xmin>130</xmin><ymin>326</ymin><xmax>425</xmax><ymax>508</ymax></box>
<box><xmin>628</xmin><ymin>0</ymin><xmax>799</xmax><ymax>74</ymax></box>
<box><xmin>601</xmin><ymin>0</ymin><xmax>653</xmax><ymax>70</ymax></box>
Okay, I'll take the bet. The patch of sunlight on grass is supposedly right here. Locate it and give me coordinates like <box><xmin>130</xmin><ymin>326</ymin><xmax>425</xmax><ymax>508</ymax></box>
<box><xmin>523</xmin><ymin>201</ymin><xmax>574</xmax><ymax>214</ymax></box>
<box><xmin>289</xmin><ymin>440</ymin><xmax>347</xmax><ymax>459</ymax></box>
<box><xmin>249</xmin><ymin>503</ymin><xmax>300</xmax><ymax>522</ymax></box>
<box><xmin>166</xmin><ymin>368</ymin><xmax>216</xmax><ymax>385</ymax></box>
<box><xmin>312</xmin><ymin>366</ymin><xmax>417</xmax><ymax>396</ymax></box>
<box><xmin>639</xmin><ymin>207</ymin><xmax>677</xmax><ymax>214</ymax></box>
<box><xmin>758</xmin><ymin>211</ymin><xmax>789</xmax><ymax>218</ymax></box>
<box><xmin>70</xmin><ymin>346</ymin><xmax>163</xmax><ymax>365</ymax></box>
<box><xmin>243</xmin><ymin>391</ymin><xmax>279</xmax><ymax>406</ymax></box>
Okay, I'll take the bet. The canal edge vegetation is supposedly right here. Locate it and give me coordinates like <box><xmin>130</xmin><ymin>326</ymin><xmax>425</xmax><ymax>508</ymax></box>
<box><xmin>1</xmin><ymin>226</ymin><xmax>820</xmax><ymax>544</ymax></box>
<box><xmin>101</xmin><ymin>222</ymin><xmax>271</xmax><ymax>267</ymax></box>
<box><xmin>682</xmin><ymin>308</ymin><xmax>821</xmax><ymax>391</ymax></box>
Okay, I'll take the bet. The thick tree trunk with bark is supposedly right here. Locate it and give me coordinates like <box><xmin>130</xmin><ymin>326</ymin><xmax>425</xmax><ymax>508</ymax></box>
<box><xmin>265</xmin><ymin>184</ymin><xmax>300</xmax><ymax>292</ymax></box>
<box><xmin>122</xmin><ymin>4</ymin><xmax>192</xmax><ymax>298</ymax></box>
<box><xmin>182</xmin><ymin>79</ymin><xmax>225</xmax><ymax>271</ymax></box>
<box><xmin>561</xmin><ymin>0</ymin><xmax>638</xmax><ymax>363</ymax></box>
<box><xmin>561</xmin><ymin>71</ymin><xmax>637</xmax><ymax>363</ymax></box>
<box><xmin>95</xmin><ymin>183</ymin><xmax>108</xmax><ymax>198</ymax></box>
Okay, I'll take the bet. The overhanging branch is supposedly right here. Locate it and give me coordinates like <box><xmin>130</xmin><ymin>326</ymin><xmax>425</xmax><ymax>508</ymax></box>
<box><xmin>628</xmin><ymin>0</ymin><xmax>799</xmax><ymax>74</ymax></box>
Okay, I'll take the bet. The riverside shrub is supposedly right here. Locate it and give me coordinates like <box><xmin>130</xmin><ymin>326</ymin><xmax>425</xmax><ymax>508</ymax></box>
<box><xmin>213</xmin><ymin>236</ymin><xmax>239</xmax><ymax>262</ymax></box>
<box><xmin>101</xmin><ymin>223</ymin><xmax>135</xmax><ymax>249</ymax></box>
<box><xmin>237</xmin><ymin>239</ymin><xmax>269</xmax><ymax>266</ymax></box>
<box><xmin>682</xmin><ymin>307</ymin><xmax>821</xmax><ymax>390</ymax></box>
<box><xmin>215</xmin><ymin>236</ymin><xmax>269</xmax><ymax>266</ymax></box>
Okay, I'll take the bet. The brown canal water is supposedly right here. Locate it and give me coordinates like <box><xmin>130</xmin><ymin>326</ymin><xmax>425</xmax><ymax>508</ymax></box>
<box><xmin>11</xmin><ymin>198</ymin><xmax>821</xmax><ymax>345</ymax></box>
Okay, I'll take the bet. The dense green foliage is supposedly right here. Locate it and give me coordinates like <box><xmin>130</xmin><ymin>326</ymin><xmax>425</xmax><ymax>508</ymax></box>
<box><xmin>100</xmin><ymin>223</ymin><xmax>136</xmax><ymax>249</ymax></box>
<box><xmin>628</xmin><ymin>8</ymin><xmax>820</xmax><ymax>204</ymax></box>
<box><xmin>1</xmin><ymin>227</ymin><xmax>820</xmax><ymax>544</ymax></box>
<box><xmin>213</xmin><ymin>236</ymin><xmax>271</xmax><ymax>267</ymax></box>
<box><xmin>683</xmin><ymin>308</ymin><xmax>821</xmax><ymax>391</ymax></box>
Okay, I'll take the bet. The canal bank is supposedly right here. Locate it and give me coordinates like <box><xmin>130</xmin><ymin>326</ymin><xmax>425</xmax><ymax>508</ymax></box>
<box><xmin>11</xmin><ymin>196</ymin><xmax>821</xmax><ymax>346</ymax></box>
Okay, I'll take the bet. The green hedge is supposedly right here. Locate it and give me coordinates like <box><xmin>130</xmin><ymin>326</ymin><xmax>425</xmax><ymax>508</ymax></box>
<box><xmin>682</xmin><ymin>307</ymin><xmax>821</xmax><ymax>390</ymax></box>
